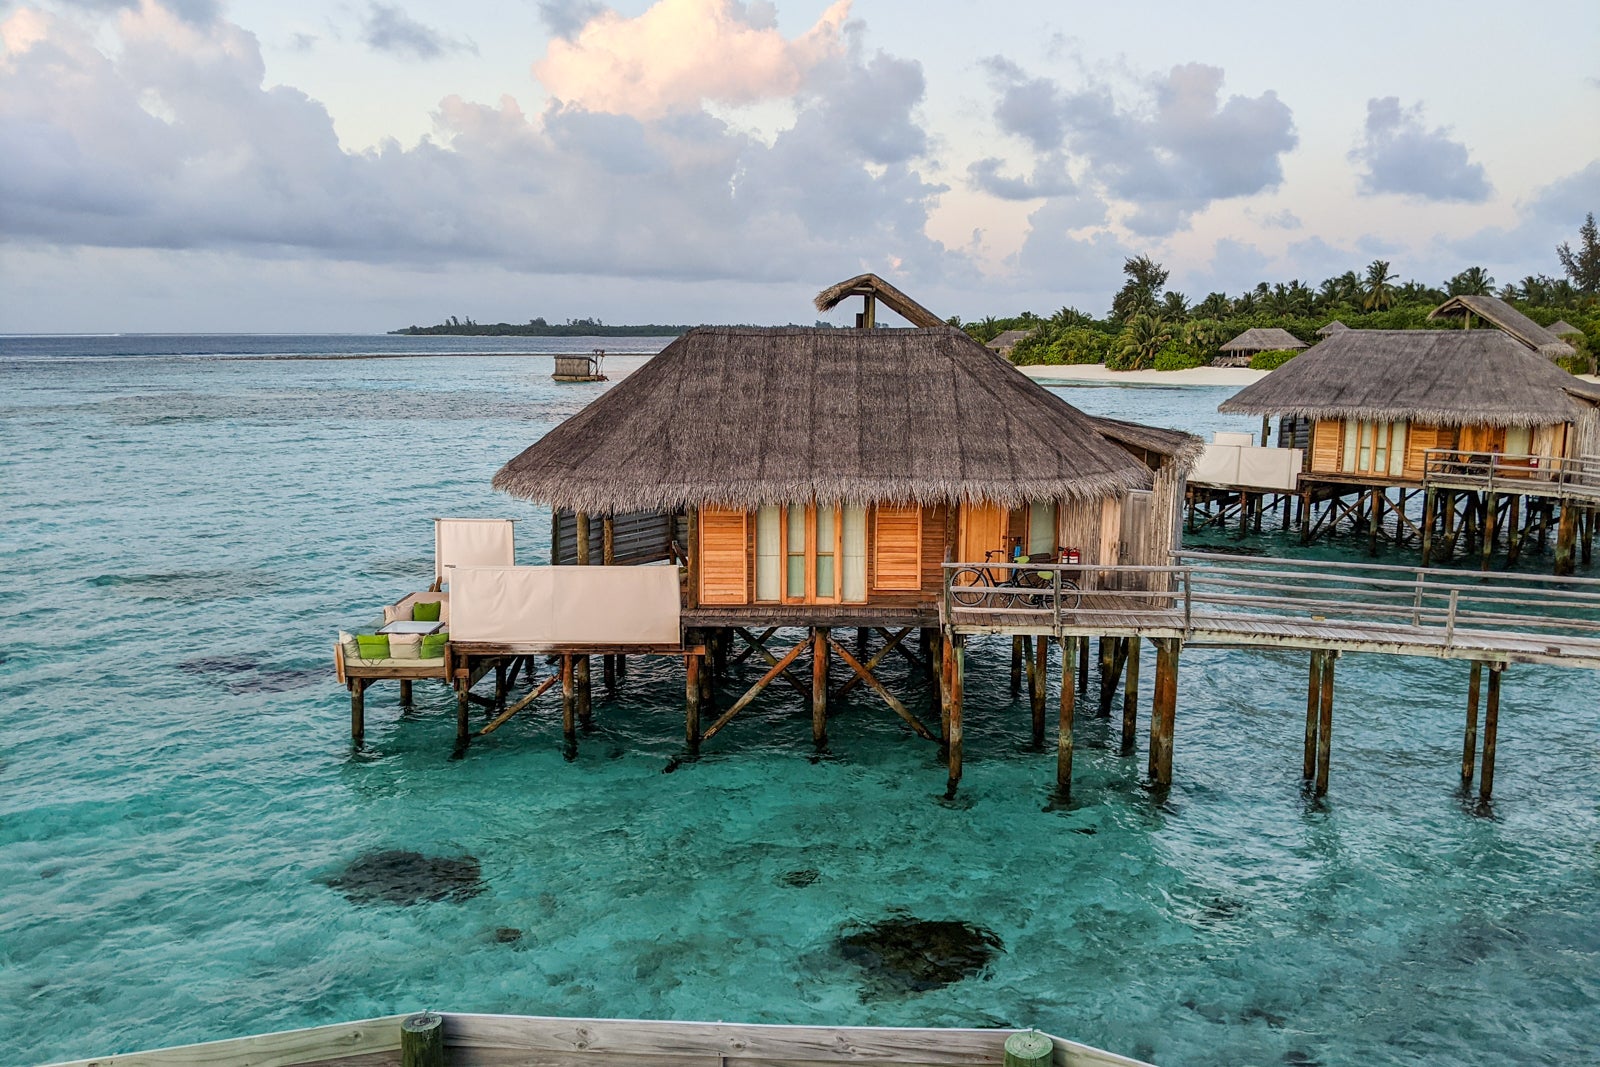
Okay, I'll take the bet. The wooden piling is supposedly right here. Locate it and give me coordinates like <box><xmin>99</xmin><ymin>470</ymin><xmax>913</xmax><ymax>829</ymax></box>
<box><xmin>1121</xmin><ymin>637</ymin><xmax>1140</xmax><ymax>755</ymax></box>
<box><xmin>1462</xmin><ymin>661</ymin><xmax>1481</xmax><ymax>783</ymax></box>
<box><xmin>1030</xmin><ymin>637</ymin><xmax>1048</xmax><ymax>745</ymax></box>
<box><xmin>1058</xmin><ymin>636</ymin><xmax>1077</xmax><ymax>797</ymax></box>
<box><xmin>1149</xmin><ymin>638</ymin><xmax>1179</xmax><ymax>786</ymax></box>
<box><xmin>685</xmin><ymin>649</ymin><xmax>702</xmax><ymax>751</ymax></box>
<box><xmin>561</xmin><ymin>654</ymin><xmax>575</xmax><ymax>752</ymax></box>
<box><xmin>1303</xmin><ymin>650</ymin><xmax>1322</xmax><ymax>780</ymax></box>
<box><xmin>1010</xmin><ymin>636</ymin><xmax>1023</xmax><ymax>697</ymax></box>
<box><xmin>1077</xmin><ymin>634</ymin><xmax>1089</xmax><ymax>694</ymax></box>
<box><xmin>350</xmin><ymin>680</ymin><xmax>366</xmax><ymax>744</ymax></box>
<box><xmin>1315</xmin><ymin>651</ymin><xmax>1335</xmax><ymax>797</ymax></box>
<box><xmin>947</xmin><ymin>636</ymin><xmax>965</xmax><ymax>795</ymax></box>
<box><xmin>1098</xmin><ymin>638</ymin><xmax>1127</xmax><ymax>719</ymax></box>
<box><xmin>400</xmin><ymin>1012</ymin><xmax>444</xmax><ymax>1067</ymax></box>
<box><xmin>1479</xmin><ymin>665</ymin><xmax>1502</xmax><ymax>804</ymax></box>
<box><xmin>455</xmin><ymin>673</ymin><xmax>471</xmax><ymax>754</ymax></box>
<box><xmin>603</xmin><ymin>654</ymin><xmax>617</xmax><ymax>696</ymax></box>
<box><xmin>1555</xmin><ymin>503</ymin><xmax>1578</xmax><ymax>576</ymax></box>
<box><xmin>1481</xmin><ymin>492</ymin><xmax>1497</xmax><ymax>571</ymax></box>
<box><xmin>1368</xmin><ymin>489</ymin><xmax>1380</xmax><ymax>557</ymax></box>
<box><xmin>1421</xmin><ymin>489</ymin><xmax>1436</xmax><ymax>567</ymax></box>
<box><xmin>812</xmin><ymin>628</ymin><xmax>829</xmax><ymax>746</ymax></box>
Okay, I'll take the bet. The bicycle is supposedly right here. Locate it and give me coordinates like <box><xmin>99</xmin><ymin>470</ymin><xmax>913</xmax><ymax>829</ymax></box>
<box><xmin>949</xmin><ymin>549</ymin><xmax>1082</xmax><ymax>611</ymax></box>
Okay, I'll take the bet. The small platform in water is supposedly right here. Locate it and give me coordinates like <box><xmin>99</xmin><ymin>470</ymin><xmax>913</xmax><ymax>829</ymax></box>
<box><xmin>553</xmin><ymin>350</ymin><xmax>608</xmax><ymax>382</ymax></box>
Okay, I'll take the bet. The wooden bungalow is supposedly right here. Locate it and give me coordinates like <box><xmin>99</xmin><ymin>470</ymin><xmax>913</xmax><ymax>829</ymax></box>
<box><xmin>1214</xmin><ymin>327</ymin><xmax>1306</xmax><ymax>368</ymax></box>
<box><xmin>1218</xmin><ymin>328</ymin><xmax>1600</xmax><ymax>570</ymax></box>
<box><xmin>985</xmin><ymin>328</ymin><xmax>1035</xmax><ymax>361</ymax></box>
<box><xmin>1429</xmin><ymin>294</ymin><xmax>1576</xmax><ymax>360</ymax></box>
<box><xmin>493</xmin><ymin>324</ymin><xmax>1197</xmax><ymax>788</ymax></box>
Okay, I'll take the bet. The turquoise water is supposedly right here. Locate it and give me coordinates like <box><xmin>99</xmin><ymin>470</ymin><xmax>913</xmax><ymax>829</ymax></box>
<box><xmin>2</xmin><ymin>340</ymin><xmax>1597</xmax><ymax>1067</ymax></box>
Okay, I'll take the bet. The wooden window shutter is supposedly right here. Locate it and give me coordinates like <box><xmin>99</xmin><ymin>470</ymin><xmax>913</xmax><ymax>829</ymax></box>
<box><xmin>1404</xmin><ymin>424</ymin><xmax>1440</xmax><ymax>478</ymax></box>
<box><xmin>698</xmin><ymin>507</ymin><xmax>748</xmax><ymax>605</ymax></box>
<box><xmin>873</xmin><ymin>506</ymin><xmax>923</xmax><ymax>590</ymax></box>
<box><xmin>1311</xmin><ymin>420</ymin><xmax>1342</xmax><ymax>472</ymax></box>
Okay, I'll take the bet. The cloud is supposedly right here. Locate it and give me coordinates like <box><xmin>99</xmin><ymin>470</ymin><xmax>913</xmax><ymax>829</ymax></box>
<box><xmin>1350</xmin><ymin>97</ymin><xmax>1490</xmax><ymax>202</ymax></box>
<box><xmin>538</xmin><ymin>0</ymin><xmax>606</xmax><ymax>40</ymax></box>
<box><xmin>0</xmin><ymin>0</ymin><xmax>952</xmax><ymax>291</ymax></box>
<box><xmin>1254</xmin><ymin>208</ymin><xmax>1301</xmax><ymax>230</ymax></box>
<box><xmin>41</xmin><ymin>0</ymin><xmax>219</xmax><ymax>24</ymax></box>
<box><xmin>978</xmin><ymin>59</ymin><xmax>1297</xmax><ymax>235</ymax></box>
<box><xmin>966</xmin><ymin>154</ymin><xmax>1074</xmax><ymax>200</ymax></box>
<box><xmin>360</xmin><ymin>3</ymin><xmax>476</xmax><ymax>60</ymax></box>
<box><xmin>533</xmin><ymin>0</ymin><xmax>851</xmax><ymax>119</ymax></box>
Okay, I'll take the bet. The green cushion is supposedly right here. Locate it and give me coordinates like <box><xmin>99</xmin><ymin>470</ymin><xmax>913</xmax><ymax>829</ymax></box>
<box><xmin>355</xmin><ymin>634</ymin><xmax>390</xmax><ymax>658</ymax></box>
<box><xmin>420</xmin><ymin>632</ymin><xmax>449</xmax><ymax>658</ymax></box>
<box><xmin>412</xmin><ymin>601</ymin><xmax>441</xmax><ymax>622</ymax></box>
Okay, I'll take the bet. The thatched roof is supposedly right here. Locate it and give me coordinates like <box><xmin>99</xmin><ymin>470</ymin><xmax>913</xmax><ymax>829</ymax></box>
<box><xmin>1428</xmin><ymin>295</ymin><xmax>1575</xmax><ymax>358</ymax></box>
<box><xmin>1549</xmin><ymin>319</ymin><xmax>1582</xmax><ymax>338</ymax></box>
<box><xmin>1317</xmin><ymin>320</ymin><xmax>1350</xmax><ymax>337</ymax></box>
<box><xmin>1220</xmin><ymin>327</ymin><xmax>1308</xmax><ymax>353</ymax></box>
<box><xmin>494</xmin><ymin>326</ymin><xmax>1196</xmax><ymax>513</ymax></box>
<box><xmin>1087</xmin><ymin>416</ymin><xmax>1205</xmax><ymax>467</ymax></box>
<box><xmin>813</xmin><ymin>273</ymin><xmax>947</xmax><ymax>328</ymax></box>
<box><xmin>986</xmin><ymin>329</ymin><xmax>1035</xmax><ymax>353</ymax></box>
<box><xmin>1219</xmin><ymin>330</ymin><xmax>1597</xmax><ymax>428</ymax></box>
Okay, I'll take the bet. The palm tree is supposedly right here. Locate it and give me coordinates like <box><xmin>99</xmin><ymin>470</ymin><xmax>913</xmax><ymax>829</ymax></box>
<box><xmin>1446</xmin><ymin>266</ymin><xmax>1495</xmax><ymax>297</ymax></box>
<box><xmin>1051</xmin><ymin>306</ymin><xmax>1091</xmax><ymax>329</ymax></box>
<box><xmin>1362</xmin><ymin>260</ymin><xmax>1397</xmax><ymax>311</ymax></box>
<box><xmin>1182</xmin><ymin>318</ymin><xmax>1226</xmax><ymax>362</ymax></box>
<box><xmin>1117</xmin><ymin>313</ymin><xmax>1171</xmax><ymax>370</ymax></box>
<box><xmin>1111</xmin><ymin>255</ymin><xmax>1169</xmax><ymax>321</ymax></box>
<box><xmin>1197</xmin><ymin>292</ymin><xmax>1231</xmax><ymax>319</ymax></box>
<box><xmin>1161</xmin><ymin>291</ymin><xmax>1190</xmax><ymax>321</ymax></box>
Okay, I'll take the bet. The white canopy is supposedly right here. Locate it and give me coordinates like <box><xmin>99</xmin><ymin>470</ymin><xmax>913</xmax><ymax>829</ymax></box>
<box><xmin>449</xmin><ymin>565</ymin><xmax>682</xmax><ymax>648</ymax></box>
<box><xmin>435</xmin><ymin>518</ymin><xmax>515</xmax><ymax>584</ymax></box>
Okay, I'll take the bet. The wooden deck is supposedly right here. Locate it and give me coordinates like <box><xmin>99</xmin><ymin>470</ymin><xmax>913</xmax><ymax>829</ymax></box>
<box><xmin>944</xmin><ymin>551</ymin><xmax>1600</xmax><ymax>670</ymax></box>
<box><xmin>42</xmin><ymin>1012</ymin><xmax>1153</xmax><ymax>1067</ymax></box>
<box><xmin>1423</xmin><ymin>449</ymin><xmax>1600</xmax><ymax>504</ymax></box>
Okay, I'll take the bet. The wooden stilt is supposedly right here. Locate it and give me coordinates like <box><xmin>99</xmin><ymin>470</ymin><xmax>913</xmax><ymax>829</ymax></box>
<box><xmin>828</xmin><ymin>635</ymin><xmax>935</xmax><ymax>740</ymax></box>
<box><xmin>1582</xmin><ymin>506</ymin><xmax>1594</xmax><ymax>566</ymax></box>
<box><xmin>1555</xmin><ymin>503</ymin><xmax>1578</xmax><ymax>576</ymax></box>
<box><xmin>1010</xmin><ymin>636</ymin><xmax>1023</xmax><ymax>697</ymax></box>
<box><xmin>1057</xmin><ymin>636</ymin><xmax>1076</xmax><ymax>797</ymax></box>
<box><xmin>479</xmin><ymin>674</ymin><xmax>559</xmax><ymax>736</ymax></box>
<box><xmin>1315</xmin><ymin>651</ymin><xmax>1335</xmax><ymax>797</ymax></box>
<box><xmin>576</xmin><ymin>656</ymin><xmax>592</xmax><ymax>726</ymax></box>
<box><xmin>1303</xmin><ymin>650</ymin><xmax>1322</xmax><ymax>780</ymax></box>
<box><xmin>494</xmin><ymin>661</ymin><xmax>507</xmax><ymax>708</ymax></box>
<box><xmin>1030</xmin><ymin>637</ymin><xmax>1048</xmax><ymax>745</ymax></box>
<box><xmin>812</xmin><ymin>628</ymin><xmax>829</xmax><ymax>746</ymax></box>
<box><xmin>1121</xmin><ymin>638</ymin><xmax>1140</xmax><ymax>755</ymax></box>
<box><xmin>947</xmin><ymin>636</ymin><xmax>965</xmax><ymax>796</ymax></box>
<box><xmin>1421</xmin><ymin>489</ymin><xmax>1436</xmax><ymax>567</ymax></box>
<box><xmin>560</xmin><ymin>654</ymin><xmax>575</xmax><ymax>754</ymax></box>
<box><xmin>1481</xmin><ymin>492</ymin><xmax>1498</xmax><ymax>571</ymax></box>
<box><xmin>350</xmin><ymin>680</ymin><xmax>366</xmax><ymax>744</ymax></box>
<box><xmin>1462</xmin><ymin>661</ymin><xmax>1482</xmax><ymax>784</ymax></box>
<box><xmin>455</xmin><ymin>672</ymin><xmax>471</xmax><ymax>754</ymax></box>
<box><xmin>1368</xmin><ymin>489</ymin><xmax>1380</xmax><ymax>556</ymax></box>
<box><xmin>937</xmin><ymin>631</ymin><xmax>952</xmax><ymax>752</ymax></box>
<box><xmin>1077</xmin><ymin>634</ymin><xmax>1089</xmax><ymax>694</ymax></box>
<box><xmin>702</xmin><ymin>636</ymin><xmax>807</xmax><ymax>742</ymax></box>
<box><xmin>1149</xmin><ymin>638</ymin><xmax>1179</xmax><ymax>786</ymax></box>
<box><xmin>603</xmin><ymin>653</ymin><xmax>617</xmax><ymax>696</ymax></box>
<box><xmin>397</xmin><ymin>678</ymin><xmax>412</xmax><ymax>706</ymax></box>
<box><xmin>1098</xmin><ymin>638</ymin><xmax>1128</xmax><ymax>719</ymax></box>
<box><xmin>1479</xmin><ymin>665</ymin><xmax>1502</xmax><ymax>805</ymax></box>
<box><xmin>685</xmin><ymin>650</ymin><xmax>702</xmax><ymax>752</ymax></box>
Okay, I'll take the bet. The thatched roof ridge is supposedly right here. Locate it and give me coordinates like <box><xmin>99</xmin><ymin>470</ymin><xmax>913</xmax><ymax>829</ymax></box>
<box><xmin>1218</xmin><ymin>330</ymin><xmax>1592</xmax><ymax>427</ymax></box>
<box><xmin>1220</xmin><ymin>327</ymin><xmax>1308</xmax><ymax>353</ymax></box>
<box><xmin>813</xmin><ymin>273</ymin><xmax>947</xmax><ymax>328</ymax></box>
<box><xmin>1429</xmin><ymin>295</ymin><xmax>1575</xmax><ymax>358</ymax></box>
<box><xmin>1316</xmin><ymin>320</ymin><xmax>1350</xmax><ymax>337</ymax></box>
<box><xmin>1549</xmin><ymin>319</ymin><xmax>1582</xmax><ymax>338</ymax></box>
<box><xmin>494</xmin><ymin>326</ymin><xmax>1160</xmax><ymax>513</ymax></box>
<box><xmin>1087</xmin><ymin>416</ymin><xmax>1204</xmax><ymax>469</ymax></box>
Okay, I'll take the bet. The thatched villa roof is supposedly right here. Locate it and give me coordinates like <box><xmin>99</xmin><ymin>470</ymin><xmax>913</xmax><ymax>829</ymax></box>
<box><xmin>1219</xmin><ymin>330</ymin><xmax>1600</xmax><ymax>428</ymax></box>
<box><xmin>813</xmin><ymin>273</ymin><xmax>947</xmax><ymax>328</ymax></box>
<box><xmin>494</xmin><ymin>326</ymin><xmax>1198</xmax><ymax>514</ymax></box>
<box><xmin>1087</xmin><ymin>415</ymin><xmax>1205</xmax><ymax>467</ymax></box>
<box><xmin>1316</xmin><ymin>320</ymin><xmax>1350</xmax><ymax>337</ymax></box>
<box><xmin>1549</xmin><ymin>319</ymin><xmax>1582</xmax><ymax>338</ymax></box>
<box><xmin>985</xmin><ymin>329</ymin><xmax>1035</xmax><ymax>355</ymax></box>
<box><xmin>1428</xmin><ymin>295</ymin><xmax>1575</xmax><ymax>358</ymax></box>
<box><xmin>1220</xmin><ymin>327</ymin><xmax>1308</xmax><ymax>353</ymax></box>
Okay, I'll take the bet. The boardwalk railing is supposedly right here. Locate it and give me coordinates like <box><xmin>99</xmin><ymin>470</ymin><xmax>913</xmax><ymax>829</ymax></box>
<box><xmin>941</xmin><ymin>551</ymin><xmax>1600</xmax><ymax>665</ymax></box>
<box><xmin>1422</xmin><ymin>448</ymin><xmax>1600</xmax><ymax>500</ymax></box>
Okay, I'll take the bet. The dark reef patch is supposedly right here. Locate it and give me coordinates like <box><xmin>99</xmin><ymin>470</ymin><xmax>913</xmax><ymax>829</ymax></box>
<box><xmin>835</xmin><ymin>915</ymin><xmax>1001</xmax><ymax>996</ymax></box>
<box><xmin>780</xmin><ymin>868</ymin><xmax>820</xmax><ymax>887</ymax></box>
<box><xmin>324</xmin><ymin>850</ymin><xmax>483</xmax><ymax>906</ymax></box>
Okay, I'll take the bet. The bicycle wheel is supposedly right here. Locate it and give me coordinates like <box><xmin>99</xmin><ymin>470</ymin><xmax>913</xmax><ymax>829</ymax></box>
<box><xmin>949</xmin><ymin>567</ymin><xmax>990</xmax><ymax>607</ymax></box>
<box><xmin>1058</xmin><ymin>579</ymin><xmax>1082</xmax><ymax>611</ymax></box>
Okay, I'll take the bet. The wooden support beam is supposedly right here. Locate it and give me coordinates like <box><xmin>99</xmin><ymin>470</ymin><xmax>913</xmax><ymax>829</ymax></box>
<box><xmin>812</xmin><ymin>628</ymin><xmax>829</xmax><ymax>745</ymax></box>
<box><xmin>1462</xmin><ymin>661</ymin><xmax>1481</xmax><ymax>784</ymax></box>
<box><xmin>827</xmin><ymin>635</ymin><xmax>935</xmax><ymax>740</ymax></box>
<box><xmin>1555</xmin><ymin>503</ymin><xmax>1578</xmax><ymax>576</ymax></box>
<box><xmin>1029</xmin><ymin>637</ymin><xmax>1049</xmax><ymax>745</ymax></box>
<box><xmin>1098</xmin><ymin>638</ymin><xmax>1128</xmax><ymax>719</ymax></box>
<box><xmin>947</xmin><ymin>636</ymin><xmax>965</xmax><ymax>796</ymax></box>
<box><xmin>1421</xmin><ymin>489</ymin><xmax>1436</xmax><ymax>567</ymax></box>
<box><xmin>1149</xmin><ymin>638</ymin><xmax>1179</xmax><ymax>787</ymax></box>
<box><xmin>1121</xmin><ymin>637</ymin><xmax>1140</xmax><ymax>756</ymax></box>
<box><xmin>603</xmin><ymin>654</ymin><xmax>616</xmax><ymax>696</ymax></box>
<box><xmin>936</xmin><ymin>630</ymin><xmax>952</xmax><ymax>752</ymax></box>
<box><xmin>398</xmin><ymin>679</ymin><xmax>412</xmax><ymax>706</ymax></box>
<box><xmin>1010</xmin><ymin>636</ymin><xmax>1023</xmax><ymax>697</ymax></box>
<box><xmin>1303</xmin><ymin>650</ymin><xmax>1323</xmax><ymax>780</ymax></box>
<box><xmin>1315</xmin><ymin>650</ymin><xmax>1335</xmax><ymax>797</ymax></box>
<box><xmin>880</xmin><ymin>626</ymin><xmax>929</xmax><ymax>675</ymax></box>
<box><xmin>479</xmin><ymin>674</ymin><xmax>559</xmax><ymax>736</ymax></box>
<box><xmin>1368</xmin><ymin>489</ymin><xmax>1380</xmax><ymax>557</ymax></box>
<box><xmin>454</xmin><ymin>671</ymin><xmax>471</xmax><ymax>755</ymax></box>
<box><xmin>735</xmin><ymin>627</ymin><xmax>812</xmax><ymax>700</ymax></box>
<box><xmin>1058</xmin><ymin>636</ymin><xmax>1077</xmax><ymax>798</ymax></box>
<box><xmin>350</xmin><ymin>679</ymin><xmax>366</xmax><ymax>744</ymax></box>
<box><xmin>1481</xmin><ymin>492</ymin><xmax>1498</xmax><ymax>571</ymax></box>
<box><xmin>731</xmin><ymin>626</ymin><xmax>778</xmax><ymax>665</ymax></box>
<box><xmin>833</xmin><ymin>627</ymin><xmax>910</xmax><ymax>701</ymax></box>
<box><xmin>1077</xmin><ymin>633</ymin><xmax>1089</xmax><ymax>694</ymax></box>
<box><xmin>685</xmin><ymin>648</ymin><xmax>702</xmax><ymax>751</ymax></box>
<box><xmin>560</xmin><ymin>654</ymin><xmax>576</xmax><ymax>757</ymax></box>
<box><xmin>702</xmin><ymin>636</ymin><xmax>809</xmax><ymax>742</ymax></box>
<box><xmin>1479</xmin><ymin>665</ymin><xmax>1502</xmax><ymax>806</ymax></box>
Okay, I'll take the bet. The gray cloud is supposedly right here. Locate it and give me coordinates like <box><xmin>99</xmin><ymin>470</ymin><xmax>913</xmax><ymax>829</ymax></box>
<box><xmin>361</xmin><ymin>3</ymin><xmax>477</xmax><ymax>60</ymax></box>
<box><xmin>538</xmin><ymin>0</ymin><xmax>606</xmax><ymax>40</ymax></box>
<box><xmin>0</xmin><ymin>7</ymin><xmax>953</xmax><ymax>291</ymax></box>
<box><xmin>966</xmin><ymin>155</ymin><xmax>1074</xmax><ymax>200</ymax></box>
<box><xmin>979</xmin><ymin>59</ymin><xmax>1297</xmax><ymax>235</ymax></box>
<box><xmin>1350</xmin><ymin>97</ymin><xmax>1490</xmax><ymax>202</ymax></box>
<box><xmin>46</xmin><ymin>0</ymin><xmax>220</xmax><ymax>23</ymax></box>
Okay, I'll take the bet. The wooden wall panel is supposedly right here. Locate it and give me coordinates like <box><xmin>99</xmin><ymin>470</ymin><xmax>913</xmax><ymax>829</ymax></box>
<box><xmin>698</xmin><ymin>507</ymin><xmax>748</xmax><ymax>605</ymax></box>
<box><xmin>1311</xmin><ymin>420</ymin><xmax>1342</xmax><ymax>472</ymax></box>
<box><xmin>873</xmin><ymin>505</ymin><xmax>922</xmax><ymax>590</ymax></box>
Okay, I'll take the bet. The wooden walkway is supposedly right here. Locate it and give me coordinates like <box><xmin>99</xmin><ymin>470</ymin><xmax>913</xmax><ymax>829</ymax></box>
<box><xmin>1423</xmin><ymin>449</ymin><xmax>1600</xmax><ymax>505</ymax></box>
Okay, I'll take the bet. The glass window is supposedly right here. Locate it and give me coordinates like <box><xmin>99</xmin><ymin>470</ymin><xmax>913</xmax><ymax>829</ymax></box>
<box><xmin>1342</xmin><ymin>421</ymin><xmax>1358</xmax><ymax>473</ymax></box>
<box><xmin>786</xmin><ymin>506</ymin><xmax>806</xmax><ymax>599</ymax></box>
<box><xmin>1027</xmin><ymin>502</ymin><xmax>1056</xmax><ymax>557</ymax></box>
<box><xmin>755</xmin><ymin>506</ymin><xmax>780</xmax><ymax>602</ymax></box>
<box><xmin>814</xmin><ymin>506</ymin><xmax>836</xmax><ymax>599</ymax></box>
<box><xmin>842</xmin><ymin>505</ymin><xmax>867</xmax><ymax>602</ymax></box>
<box><xmin>1388</xmin><ymin>421</ymin><xmax>1408</xmax><ymax>477</ymax></box>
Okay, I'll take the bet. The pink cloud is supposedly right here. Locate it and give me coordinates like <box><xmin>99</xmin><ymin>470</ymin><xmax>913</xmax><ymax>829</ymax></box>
<box><xmin>533</xmin><ymin>0</ymin><xmax>852</xmax><ymax>119</ymax></box>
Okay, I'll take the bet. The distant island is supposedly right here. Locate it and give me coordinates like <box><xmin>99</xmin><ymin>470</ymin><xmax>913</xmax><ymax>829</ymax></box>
<box><xmin>390</xmin><ymin>316</ymin><xmax>691</xmax><ymax>337</ymax></box>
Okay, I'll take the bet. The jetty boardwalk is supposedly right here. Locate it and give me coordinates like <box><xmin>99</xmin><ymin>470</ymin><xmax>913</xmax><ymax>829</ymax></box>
<box><xmin>335</xmin><ymin>277</ymin><xmax>1600</xmax><ymax>808</ymax></box>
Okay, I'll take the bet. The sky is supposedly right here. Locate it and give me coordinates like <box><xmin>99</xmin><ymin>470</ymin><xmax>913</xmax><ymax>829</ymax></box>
<box><xmin>1</xmin><ymin>0</ymin><xmax>1597</xmax><ymax>333</ymax></box>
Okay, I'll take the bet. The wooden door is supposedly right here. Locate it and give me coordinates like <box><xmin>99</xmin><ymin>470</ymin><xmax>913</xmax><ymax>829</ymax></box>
<box><xmin>959</xmin><ymin>502</ymin><xmax>1009</xmax><ymax>577</ymax></box>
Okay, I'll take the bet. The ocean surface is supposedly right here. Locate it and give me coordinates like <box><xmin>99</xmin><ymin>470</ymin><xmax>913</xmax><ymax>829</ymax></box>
<box><xmin>2</xmin><ymin>335</ymin><xmax>1597</xmax><ymax>1067</ymax></box>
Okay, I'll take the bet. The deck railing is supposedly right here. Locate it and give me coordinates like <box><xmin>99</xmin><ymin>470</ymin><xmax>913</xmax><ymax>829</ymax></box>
<box><xmin>941</xmin><ymin>551</ymin><xmax>1600</xmax><ymax>656</ymax></box>
<box><xmin>1422</xmin><ymin>448</ymin><xmax>1600</xmax><ymax>498</ymax></box>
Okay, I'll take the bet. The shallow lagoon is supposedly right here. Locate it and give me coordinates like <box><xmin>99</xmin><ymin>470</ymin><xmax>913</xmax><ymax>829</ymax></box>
<box><xmin>2</xmin><ymin>339</ymin><xmax>1597</xmax><ymax>1066</ymax></box>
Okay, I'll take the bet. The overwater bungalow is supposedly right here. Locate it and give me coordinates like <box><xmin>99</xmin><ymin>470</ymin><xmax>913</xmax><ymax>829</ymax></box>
<box><xmin>1428</xmin><ymin>294</ymin><xmax>1576</xmax><ymax>359</ymax></box>
<box><xmin>1213</xmin><ymin>326</ymin><xmax>1306</xmax><ymax>368</ymax></box>
<box><xmin>985</xmin><ymin>328</ymin><xmax>1035</xmax><ymax>360</ymax></box>
<box><xmin>491</xmin><ymin>317</ymin><xmax>1198</xmax><ymax>789</ymax></box>
<box><xmin>1216</xmin><ymin>324</ymin><xmax>1600</xmax><ymax>571</ymax></box>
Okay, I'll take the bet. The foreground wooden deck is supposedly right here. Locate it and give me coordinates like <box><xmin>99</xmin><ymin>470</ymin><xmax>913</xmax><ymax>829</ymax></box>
<box><xmin>44</xmin><ymin>1012</ymin><xmax>1152</xmax><ymax>1067</ymax></box>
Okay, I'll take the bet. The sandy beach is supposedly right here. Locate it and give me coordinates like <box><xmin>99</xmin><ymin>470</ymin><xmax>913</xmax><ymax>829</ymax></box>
<box><xmin>1018</xmin><ymin>363</ymin><xmax>1269</xmax><ymax>387</ymax></box>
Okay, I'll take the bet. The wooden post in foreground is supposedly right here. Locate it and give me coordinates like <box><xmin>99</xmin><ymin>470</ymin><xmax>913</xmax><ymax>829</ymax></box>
<box><xmin>1148</xmin><ymin>638</ymin><xmax>1179</xmax><ymax>786</ymax></box>
<box><xmin>812</xmin><ymin>628</ymin><xmax>829</xmax><ymax>746</ymax></box>
<box><xmin>1555</xmin><ymin>504</ymin><xmax>1578</xmax><ymax>576</ymax></box>
<box><xmin>575</xmin><ymin>512</ymin><xmax>592</xmax><ymax>727</ymax></box>
<box><xmin>685</xmin><ymin>647</ymin><xmax>702</xmax><ymax>752</ymax></box>
<box><xmin>1462</xmin><ymin>662</ymin><xmax>1482</xmax><ymax>784</ymax></box>
<box><xmin>454</xmin><ymin>667</ymin><xmax>471</xmax><ymax>754</ymax></box>
<box><xmin>1303</xmin><ymin>651</ymin><xmax>1323</xmax><ymax>780</ymax></box>
<box><xmin>1058</xmin><ymin>636</ymin><xmax>1077</xmax><ymax>797</ymax></box>
<box><xmin>1479</xmin><ymin>665</ymin><xmax>1502</xmax><ymax>805</ymax></box>
<box><xmin>947</xmin><ymin>636</ymin><xmax>965</xmax><ymax>796</ymax></box>
<box><xmin>350</xmin><ymin>680</ymin><xmax>366</xmax><ymax>745</ymax></box>
<box><xmin>1121</xmin><ymin>638</ymin><xmax>1140</xmax><ymax>755</ymax></box>
<box><xmin>1315</xmin><ymin>650</ymin><xmax>1335</xmax><ymax>797</ymax></box>
<box><xmin>560</xmin><ymin>654</ymin><xmax>576</xmax><ymax>757</ymax></box>
<box><xmin>1030</xmin><ymin>637</ymin><xmax>1047</xmax><ymax>745</ymax></box>
<box><xmin>400</xmin><ymin>1012</ymin><xmax>444</xmax><ymax>1067</ymax></box>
